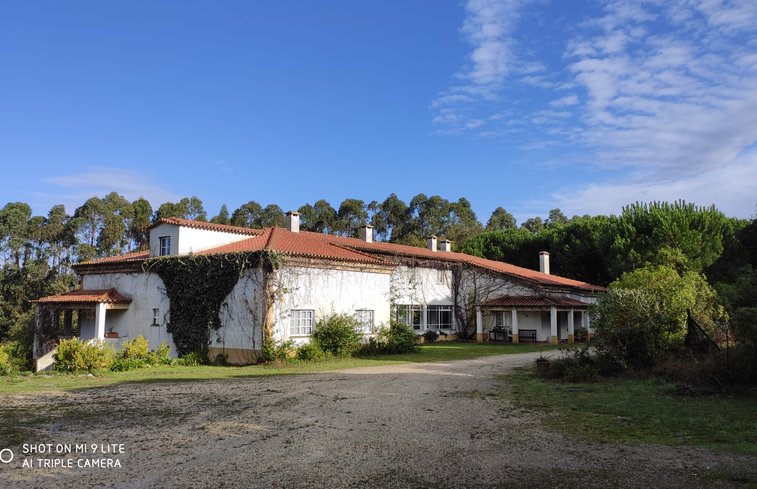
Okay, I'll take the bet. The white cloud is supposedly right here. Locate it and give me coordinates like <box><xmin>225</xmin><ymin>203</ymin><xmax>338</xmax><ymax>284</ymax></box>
<box><xmin>552</xmin><ymin>151</ymin><xmax>757</xmax><ymax>218</ymax></box>
<box><xmin>431</xmin><ymin>0</ymin><xmax>757</xmax><ymax>216</ymax></box>
<box><xmin>549</xmin><ymin>94</ymin><xmax>579</xmax><ymax>107</ymax></box>
<box><xmin>36</xmin><ymin>166</ymin><xmax>180</xmax><ymax>214</ymax></box>
<box><xmin>431</xmin><ymin>0</ymin><xmax>530</xmax><ymax>132</ymax></box>
<box><xmin>566</xmin><ymin>1</ymin><xmax>757</xmax><ymax>180</ymax></box>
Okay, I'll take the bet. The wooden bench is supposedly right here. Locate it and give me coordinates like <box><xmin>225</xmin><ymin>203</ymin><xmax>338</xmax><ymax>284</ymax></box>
<box><xmin>517</xmin><ymin>329</ymin><xmax>537</xmax><ymax>342</ymax></box>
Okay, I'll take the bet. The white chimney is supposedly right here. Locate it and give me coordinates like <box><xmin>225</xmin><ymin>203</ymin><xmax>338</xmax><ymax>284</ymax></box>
<box><xmin>539</xmin><ymin>251</ymin><xmax>550</xmax><ymax>274</ymax></box>
<box><xmin>439</xmin><ymin>239</ymin><xmax>452</xmax><ymax>252</ymax></box>
<box><xmin>359</xmin><ymin>225</ymin><xmax>373</xmax><ymax>243</ymax></box>
<box><xmin>286</xmin><ymin>211</ymin><xmax>300</xmax><ymax>233</ymax></box>
<box><xmin>427</xmin><ymin>235</ymin><xmax>438</xmax><ymax>252</ymax></box>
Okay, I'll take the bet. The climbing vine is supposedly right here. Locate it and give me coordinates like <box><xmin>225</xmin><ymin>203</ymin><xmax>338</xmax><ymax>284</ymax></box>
<box><xmin>143</xmin><ymin>250</ymin><xmax>283</xmax><ymax>356</ymax></box>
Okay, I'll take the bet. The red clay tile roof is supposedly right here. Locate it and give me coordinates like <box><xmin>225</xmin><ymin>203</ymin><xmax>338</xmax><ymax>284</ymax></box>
<box><xmin>196</xmin><ymin>228</ymin><xmax>389</xmax><ymax>265</ymax></box>
<box><xmin>150</xmin><ymin>217</ymin><xmax>263</xmax><ymax>236</ymax></box>
<box><xmin>71</xmin><ymin>219</ymin><xmax>605</xmax><ymax>292</ymax></box>
<box><xmin>480</xmin><ymin>295</ymin><xmax>590</xmax><ymax>308</ymax></box>
<box><xmin>32</xmin><ymin>288</ymin><xmax>132</xmax><ymax>304</ymax></box>
<box><xmin>76</xmin><ymin>250</ymin><xmax>150</xmax><ymax>266</ymax></box>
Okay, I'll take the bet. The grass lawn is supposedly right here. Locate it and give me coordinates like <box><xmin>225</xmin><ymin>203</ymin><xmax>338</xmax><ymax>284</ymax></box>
<box><xmin>508</xmin><ymin>369</ymin><xmax>757</xmax><ymax>456</ymax></box>
<box><xmin>0</xmin><ymin>342</ymin><xmax>556</xmax><ymax>395</ymax></box>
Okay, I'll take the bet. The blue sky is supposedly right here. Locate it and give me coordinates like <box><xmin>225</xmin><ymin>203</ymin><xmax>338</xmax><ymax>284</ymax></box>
<box><xmin>2</xmin><ymin>0</ymin><xmax>756</xmax><ymax>224</ymax></box>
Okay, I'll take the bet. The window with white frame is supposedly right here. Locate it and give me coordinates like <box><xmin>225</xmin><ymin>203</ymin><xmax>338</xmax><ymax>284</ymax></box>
<box><xmin>427</xmin><ymin>305</ymin><xmax>453</xmax><ymax>330</ymax></box>
<box><xmin>394</xmin><ymin>304</ymin><xmax>423</xmax><ymax>330</ymax></box>
<box><xmin>495</xmin><ymin>311</ymin><xmax>511</xmax><ymax>329</ymax></box>
<box><xmin>289</xmin><ymin>309</ymin><xmax>314</xmax><ymax>336</ymax></box>
<box><xmin>354</xmin><ymin>310</ymin><xmax>374</xmax><ymax>333</ymax></box>
<box><xmin>159</xmin><ymin>236</ymin><xmax>171</xmax><ymax>256</ymax></box>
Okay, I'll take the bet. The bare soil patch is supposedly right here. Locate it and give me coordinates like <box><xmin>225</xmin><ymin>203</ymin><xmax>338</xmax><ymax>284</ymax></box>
<box><xmin>1</xmin><ymin>351</ymin><xmax>755</xmax><ymax>488</ymax></box>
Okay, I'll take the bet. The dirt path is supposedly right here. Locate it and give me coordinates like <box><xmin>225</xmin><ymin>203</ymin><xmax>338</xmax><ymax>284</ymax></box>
<box><xmin>1</xmin><ymin>351</ymin><xmax>755</xmax><ymax>488</ymax></box>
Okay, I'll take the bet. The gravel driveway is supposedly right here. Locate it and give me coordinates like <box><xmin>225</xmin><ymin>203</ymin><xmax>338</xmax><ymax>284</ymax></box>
<box><xmin>1</xmin><ymin>351</ymin><xmax>755</xmax><ymax>488</ymax></box>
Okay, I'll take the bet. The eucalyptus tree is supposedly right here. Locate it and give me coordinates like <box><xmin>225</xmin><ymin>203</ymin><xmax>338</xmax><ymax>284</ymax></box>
<box><xmin>546</xmin><ymin>208</ymin><xmax>569</xmax><ymax>228</ymax></box>
<box><xmin>210</xmin><ymin>204</ymin><xmax>231</xmax><ymax>225</ymax></box>
<box><xmin>310</xmin><ymin>200</ymin><xmax>338</xmax><ymax>234</ymax></box>
<box><xmin>130</xmin><ymin>198</ymin><xmax>153</xmax><ymax>250</ymax></box>
<box><xmin>257</xmin><ymin>204</ymin><xmax>285</xmax><ymax>228</ymax></box>
<box><xmin>486</xmin><ymin>207</ymin><xmax>517</xmax><ymax>231</ymax></box>
<box><xmin>409</xmin><ymin>194</ymin><xmax>451</xmax><ymax>238</ymax></box>
<box><xmin>446</xmin><ymin>197</ymin><xmax>483</xmax><ymax>245</ymax></box>
<box><xmin>230</xmin><ymin>201</ymin><xmax>262</xmax><ymax>228</ymax></box>
<box><xmin>0</xmin><ymin>202</ymin><xmax>32</xmax><ymax>267</ymax></box>
<box><xmin>521</xmin><ymin>216</ymin><xmax>544</xmax><ymax>233</ymax></box>
<box><xmin>336</xmin><ymin>199</ymin><xmax>368</xmax><ymax>237</ymax></box>
<box><xmin>379</xmin><ymin>193</ymin><xmax>411</xmax><ymax>242</ymax></box>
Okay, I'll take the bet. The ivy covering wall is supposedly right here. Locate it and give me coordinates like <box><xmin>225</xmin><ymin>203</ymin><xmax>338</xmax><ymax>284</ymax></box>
<box><xmin>144</xmin><ymin>251</ymin><xmax>281</xmax><ymax>356</ymax></box>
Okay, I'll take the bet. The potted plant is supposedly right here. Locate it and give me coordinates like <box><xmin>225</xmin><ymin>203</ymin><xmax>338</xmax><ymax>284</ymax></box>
<box><xmin>105</xmin><ymin>327</ymin><xmax>119</xmax><ymax>339</ymax></box>
<box><xmin>535</xmin><ymin>354</ymin><xmax>551</xmax><ymax>375</ymax></box>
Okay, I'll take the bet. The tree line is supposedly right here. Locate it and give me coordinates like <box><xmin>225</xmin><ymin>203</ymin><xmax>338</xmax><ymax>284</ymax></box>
<box><xmin>1</xmin><ymin>194</ymin><xmax>756</xmax><ymax>371</ymax></box>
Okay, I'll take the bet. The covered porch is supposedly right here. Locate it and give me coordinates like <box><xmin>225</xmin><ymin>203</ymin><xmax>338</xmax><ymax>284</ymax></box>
<box><xmin>31</xmin><ymin>289</ymin><xmax>132</xmax><ymax>368</ymax></box>
<box><xmin>475</xmin><ymin>295</ymin><xmax>592</xmax><ymax>344</ymax></box>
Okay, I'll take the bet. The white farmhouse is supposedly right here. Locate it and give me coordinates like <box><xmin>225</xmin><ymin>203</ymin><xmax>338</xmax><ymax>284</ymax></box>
<box><xmin>32</xmin><ymin>212</ymin><xmax>604</xmax><ymax>366</ymax></box>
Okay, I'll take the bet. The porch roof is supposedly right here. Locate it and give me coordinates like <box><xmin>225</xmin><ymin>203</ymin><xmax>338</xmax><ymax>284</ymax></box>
<box><xmin>480</xmin><ymin>295</ymin><xmax>589</xmax><ymax>309</ymax></box>
<box><xmin>31</xmin><ymin>288</ymin><xmax>132</xmax><ymax>305</ymax></box>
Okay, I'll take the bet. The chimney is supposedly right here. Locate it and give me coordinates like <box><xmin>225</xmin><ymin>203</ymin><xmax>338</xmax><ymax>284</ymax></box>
<box><xmin>286</xmin><ymin>211</ymin><xmax>300</xmax><ymax>233</ymax></box>
<box><xmin>439</xmin><ymin>239</ymin><xmax>452</xmax><ymax>252</ymax></box>
<box><xmin>359</xmin><ymin>225</ymin><xmax>373</xmax><ymax>243</ymax></box>
<box><xmin>427</xmin><ymin>235</ymin><xmax>438</xmax><ymax>252</ymax></box>
<box><xmin>539</xmin><ymin>251</ymin><xmax>550</xmax><ymax>274</ymax></box>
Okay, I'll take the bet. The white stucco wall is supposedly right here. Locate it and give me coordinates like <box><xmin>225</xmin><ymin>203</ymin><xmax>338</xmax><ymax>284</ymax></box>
<box><xmin>390</xmin><ymin>266</ymin><xmax>453</xmax><ymax>306</ymax></box>
<box><xmin>272</xmin><ymin>265</ymin><xmax>392</xmax><ymax>344</ymax></box>
<box><xmin>211</xmin><ymin>268</ymin><xmax>265</xmax><ymax>354</ymax></box>
<box><xmin>81</xmin><ymin>272</ymin><xmax>175</xmax><ymax>354</ymax></box>
<box><xmin>148</xmin><ymin>223</ymin><xmax>254</xmax><ymax>257</ymax></box>
<box><xmin>149</xmin><ymin>224</ymin><xmax>180</xmax><ymax>257</ymax></box>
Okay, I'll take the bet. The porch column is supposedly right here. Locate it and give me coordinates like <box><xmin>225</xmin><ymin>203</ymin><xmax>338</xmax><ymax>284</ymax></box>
<box><xmin>421</xmin><ymin>305</ymin><xmax>428</xmax><ymax>331</ymax></box>
<box><xmin>567</xmin><ymin>309</ymin><xmax>575</xmax><ymax>344</ymax></box>
<box><xmin>549</xmin><ymin>306</ymin><xmax>558</xmax><ymax>344</ymax></box>
<box><xmin>511</xmin><ymin>308</ymin><xmax>519</xmax><ymax>344</ymax></box>
<box><xmin>475</xmin><ymin>306</ymin><xmax>484</xmax><ymax>342</ymax></box>
<box><xmin>94</xmin><ymin>302</ymin><xmax>107</xmax><ymax>341</ymax></box>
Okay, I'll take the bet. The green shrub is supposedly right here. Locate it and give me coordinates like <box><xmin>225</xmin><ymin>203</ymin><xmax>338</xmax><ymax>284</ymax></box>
<box><xmin>296</xmin><ymin>342</ymin><xmax>328</xmax><ymax>361</ymax></box>
<box><xmin>177</xmin><ymin>351</ymin><xmax>206</xmax><ymax>366</ymax></box>
<box><xmin>55</xmin><ymin>338</ymin><xmax>114</xmax><ymax>372</ymax></box>
<box><xmin>0</xmin><ymin>348</ymin><xmax>13</xmax><ymax>375</ymax></box>
<box><xmin>423</xmin><ymin>330</ymin><xmax>439</xmax><ymax>343</ymax></box>
<box><xmin>311</xmin><ymin>314</ymin><xmax>362</xmax><ymax>357</ymax></box>
<box><xmin>110</xmin><ymin>336</ymin><xmax>173</xmax><ymax>371</ymax></box>
<box><xmin>261</xmin><ymin>337</ymin><xmax>296</xmax><ymax>363</ymax></box>
<box><xmin>154</xmin><ymin>340</ymin><xmax>172</xmax><ymax>365</ymax></box>
<box><xmin>574</xmin><ymin>326</ymin><xmax>588</xmax><ymax>342</ymax></box>
<box><xmin>540</xmin><ymin>345</ymin><xmax>604</xmax><ymax>382</ymax></box>
<box><xmin>591</xmin><ymin>266</ymin><xmax>726</xmax><ymax>370</ymax></box>
<box><xmin>1</xmin><ymin>341</ymin><xmax>31</xmax><ymax>372</ymax></box>
<box><xmin>119</xmin><ymin>336</ymin><xmax>150</xmax><ymax>360</ymax></box>
<box><xmin>111</xmin><ymin>356</ymin><xmax>149</xmax><ymax>372</ymax></box>
<box><xmin>377</xmin><ymin>321</ymin><xmax>420</xmax><ymax>354</ymax></box>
